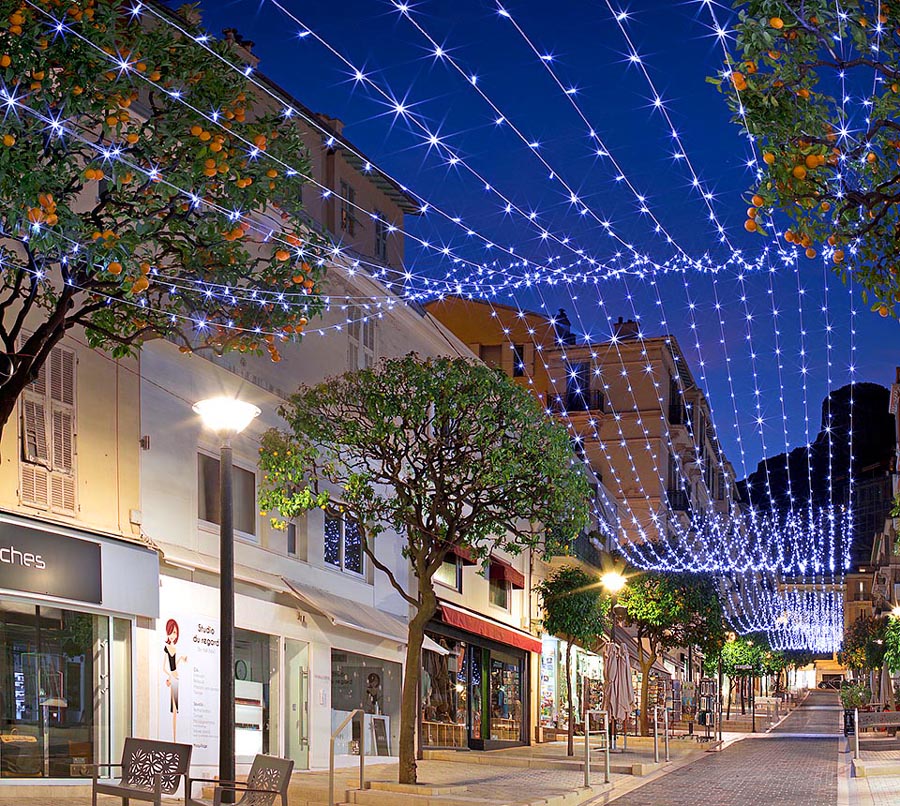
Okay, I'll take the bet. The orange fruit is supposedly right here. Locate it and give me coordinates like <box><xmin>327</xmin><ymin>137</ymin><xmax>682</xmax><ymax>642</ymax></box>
<box><xmin>867</xmin><ymin>152</ymin><xmax>877</xmax><ymax>163</ymax></box>
<box><xmin>805</xmin><ymin>247</ymin><xmax>816</xmax><ymax>259</ymax></box>
<box><xmin>792</xmin><ymin>165</ymin><xmax>807</xmax><ymax>179</ymax></box>
<box><xmin>275</xmin><ymin>249</ymin><xmax>291</xmax><ymax>261</ymax></box>
<box><xmin>0</xmin><ymin>55</ymin><xmax>10</xmax><ymax>68</ymax></box>
<box><xmin>132</xmin><ymin>276</ymin><xmax>150</xmax><ymax>293</ymax></box>
<box><xmin>747</xmin><ymin>207</ymin><xmax>758</xmax><ymax>219</ymax></box>
<box><xmin>744</xmin><ymin>219</ymin><xmax>758</xmax><ymax>232</ymax></box>
<box><xmin>879</xmin><ymin>305</ymin><xmax>889</xmax><ymax>316</ymax></box>
<box><xmin>751</xmin><ymin>194</ymin><xmax>764</xmax><ymax>207</ymax></box>
<box><xmin>2</xmin><ymin>134</ymin><xmax>14</xmax><ymax>147</ymax></box>
<box><xmin>107</xmin><ymin>261</ymin><xmax>123</xmax><ymax>275</ymax></box>
<box><xmin>731</xmin><ymin>72</ymin><xmax>747</xmax><ymax>91</ymax></box>
<box><xmin>833</xmin><ymin>249</ymin><xmax>845</xmax><ymax>263</ymax></box>
<box><xmin>763</xmin><ymin>152</ymin><xmax>776</xmax><ymax>165</ymax></box>
<box><xmin>805</xmin><ymin>154</ymin><xmax>819</xmax><ymax>169</ymax></box>
<box><xmin>770</xmin><ymin>17</ymin><xmax>784</xmax><ymax>29</ymax></box>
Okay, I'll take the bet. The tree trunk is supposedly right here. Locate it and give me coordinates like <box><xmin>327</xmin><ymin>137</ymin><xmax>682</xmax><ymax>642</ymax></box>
<box><xmin>740</xmin><ymin>677</ymin><xmax>746</xmax><ymax>715</ymax></box>
<box><xmin>398</xmin><ymin>590</ymin><xmax>437</xmax><ymax>785</ymax></box>
<box><xmin>726</xmin><ymin>678</ymin><xmax>733</xmax><ymax>721</ymax></box>
<box><xmin>638</xmin><ymin>649</ymin><xmax>656</xmax><ymax>737</ymax></box>
<box><xmin>565</xmin><ymin>640</ymin><xmax>574</xmax><ymax>757</ymax></box>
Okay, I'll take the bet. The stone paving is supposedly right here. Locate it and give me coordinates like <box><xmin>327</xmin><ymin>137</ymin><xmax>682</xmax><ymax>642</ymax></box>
<box><xmin>605</xmin><ymin>691</ymin><xmax>841</xmax><ymax>806</ymax></box>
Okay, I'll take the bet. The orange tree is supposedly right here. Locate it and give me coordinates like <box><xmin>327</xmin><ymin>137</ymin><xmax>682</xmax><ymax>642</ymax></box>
<box><xmin>258</xmin><ymin>354</ymin><xmax>592</xmax><ymax>784</ymax></box>
<box><xmin>0</xmin><ymin>0</ymin><xmax>327</xmax><ymax>435</ymax></box>
<box><xmin>717</xmin><ymin>1</ymin><xmax>900</xmax><ymax>317</ymax></box>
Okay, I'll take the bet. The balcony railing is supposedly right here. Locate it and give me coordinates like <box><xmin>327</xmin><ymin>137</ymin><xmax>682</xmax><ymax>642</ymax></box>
<box><xmin>667</xmin><ymin>489</ymin><xmax>691</xmax><ymax>512</ymax></box>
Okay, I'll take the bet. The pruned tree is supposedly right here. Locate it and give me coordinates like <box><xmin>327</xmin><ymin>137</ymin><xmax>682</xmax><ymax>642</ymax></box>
<box><xmin>535</xmin><ymin>565</ymin><xmax>609</xmax><ymax>757</ymax></box>
<box><xmin>838</xmin><ymin>613</ymin><xmax>887</xmax><ymax>674</ymax></box>
<box><xmin>619</xmin><ymin>572</ymin><xmax>725</xmax><ymax>734</ymax></box>
<box><xmin>0</xmin><ymin>0</ymin><xmax>326</xmax><ymax>437</ymax></box>
<box><xmin>258</xmin><ymin>354</ymin><xmax>592</xmax><ymax>784</ymax></box>
<box><xmin>717</xmin><ymin>1</ymin><xmax>900</xmax><ymax>317</ymax></box>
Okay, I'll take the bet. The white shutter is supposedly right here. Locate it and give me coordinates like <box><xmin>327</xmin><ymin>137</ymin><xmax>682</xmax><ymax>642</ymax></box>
<box><xmin>50</xmin><ymin>473</ymin><xmax>76</xmax><ymax>515</ymax></box>
<box><xmin>22</xmin><ymin>398</ymin><xmax>49</xmax><ymax>465</ymax></box>
<box><xmin>20</xmin><ymin>463</ymin><xmax>49</xmax><ymax>509</ymax></box>
<box><xmin>51</xmin><ymin>407</ymin><xmax>74</xmax><ymax>473</ymax></box>
<box><xmin>349</xmin><ymin>341</ymin><xmax>359</xmax><ymax>370</ymax></box>
<box><xmin>49</xmin><ymin>347</ymin><xmax>75</xmax><ymax>405</ymax></box>
<box><xmin>31</xmin><ymin>361</ymin><xmax>47</xmax><ymax>397</ymax></box>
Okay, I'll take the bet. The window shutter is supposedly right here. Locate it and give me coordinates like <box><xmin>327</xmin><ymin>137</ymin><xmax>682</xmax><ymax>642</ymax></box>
<box><xmin>51</xmin><ymin>407</ymin><xmax>74</xmax><ymax>473</ymax></box>
<box><xmin>31</xmin><ymin>362</ymin><xmax>47</xmax><ymax>397</ymax></box>
<box><xmin>22</xmin><ymin>398</ymin><xmax>49</xmax><ymax>465</ymax></box>
<box><xmin>20</xmin><ymin>463</ymin><xmax>49</xmax><ymax>509</ymax></box>
<box><xmin>363</xmin><ymin>318</ymin><xmax>375</xmax><ymax>351</ymax></box>
<box><xmin>50</xmin><ymin>473</ymin><xmax>76</xmax><ymax>515</ymax></box>
<box><xmin>49</xmin><ymin>348</ymin><xmax>75</xmax><ymax>405</ymax></box>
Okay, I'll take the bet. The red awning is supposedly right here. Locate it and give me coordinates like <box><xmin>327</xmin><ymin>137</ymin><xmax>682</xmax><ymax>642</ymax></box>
<box><xmin>448</xmin><ymin>545</ymin><xmax>477</xmax><ymax>566</ymax></box>
<box><xmin>438</xmin><ymin>602</ymin><xmax>542</xmax><ymax>654</ymax></box>
<box><xmin>489</xmin><ymin>557</ymin><xmax>526</xmax><ymax>589</ymax></box>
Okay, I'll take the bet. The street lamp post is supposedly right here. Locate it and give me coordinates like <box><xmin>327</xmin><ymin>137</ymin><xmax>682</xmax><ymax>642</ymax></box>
<box><xmin>193</xmin><ymin>397</ymin><xmax>261</xmax><ymax>798</ymax></box>
<box><xmin>600</xmin><ymin>570</ymin><xmax>627</xmax><ymax>748</ymax></box>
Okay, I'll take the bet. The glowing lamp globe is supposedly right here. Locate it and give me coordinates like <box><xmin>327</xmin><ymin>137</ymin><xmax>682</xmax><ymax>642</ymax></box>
<box><xmin>193</xmin><ymin>397</ymin><xmax>261</xmax><ymax>436</ymax></box>
<box><xmin>600</xmin><ymin>571</ymin><xmax>627</xmax><ymax>595</ymax></box>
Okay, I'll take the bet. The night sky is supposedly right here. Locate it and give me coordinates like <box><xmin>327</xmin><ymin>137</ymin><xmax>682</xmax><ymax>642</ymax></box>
<box><xmin>180</xmin><ymin>0</ymin><xmax>898</xmax><ymax>476</ymax></box>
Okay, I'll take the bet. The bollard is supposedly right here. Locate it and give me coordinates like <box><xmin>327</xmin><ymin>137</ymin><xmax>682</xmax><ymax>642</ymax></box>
<box><xmin>854</xmin><ymin>708</ymin><xmax>860</xmax><ymax>760</ymax></box>
<box><xmin>664</xmin><ymin>706</ymin><xmax>670</xmax><ymax>762</ymax></box>
<box><xmin>604</xmin><ymin>712</ymin><xmax>611</xmax><ymax>784</ymax></box>
<box><xmin>653</xmin><ymin>707</ymin><xmax>659</xmax><ymax>764</ymax></box>
<box><xmin>584</xmin><ymin>714</ymin><xmax>590</xmax><ymax>788</ymax></box>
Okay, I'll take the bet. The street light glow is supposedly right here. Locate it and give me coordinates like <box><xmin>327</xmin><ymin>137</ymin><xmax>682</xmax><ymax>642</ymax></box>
<box><xmin>601</xmin><ymin>571</ymin><xmax>627</xmax><ymax>594</ymax></box>
<box><xmin>193</xmin><ymin>396</ymin><xmax>261</xmax><ymax>436</ymax></box>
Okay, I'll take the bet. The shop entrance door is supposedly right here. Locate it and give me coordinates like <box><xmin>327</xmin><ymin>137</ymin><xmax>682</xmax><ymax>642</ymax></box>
<box><xmin>284</xmin><ymin>639</ymin><xmax>310</xmax><ymax>770</ymax></box>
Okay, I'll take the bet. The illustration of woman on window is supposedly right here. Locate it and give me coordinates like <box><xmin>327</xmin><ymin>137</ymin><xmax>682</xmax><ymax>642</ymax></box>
<box><xmin>163</xmin><ymin>619</ymin><xmax>188</xmax><ymax>740</ymax></box>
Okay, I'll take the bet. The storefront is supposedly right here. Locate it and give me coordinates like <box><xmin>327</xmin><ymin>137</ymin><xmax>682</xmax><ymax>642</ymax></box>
<box><xmin>421</xmin><ymin>601</ymin><xmax>540</xmax><ymax>750</ymax></box>
<box><xmin>538</xmin><ymin>637</ymin><xmax>603</xmax><ymax>737</ymax></box>
<box><xmin>0</xmin><ymin>512</ymin><xmax>159</xmax><ymax>781</ymax></box>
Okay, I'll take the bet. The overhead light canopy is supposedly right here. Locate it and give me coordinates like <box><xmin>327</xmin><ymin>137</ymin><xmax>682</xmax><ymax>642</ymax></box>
<box><xmin>193</xmin><ymin>396</ymin><xmax>261</xmax><ymax>437</ymax></box>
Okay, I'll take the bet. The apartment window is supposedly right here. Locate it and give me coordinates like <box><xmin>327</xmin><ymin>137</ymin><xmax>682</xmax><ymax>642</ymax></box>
<box><xmin>324</xmin><ymin>512</ymin><xmax>364</xmax><ymax>576</ymax></box>
<box><xmin>565</xmin><ymin>362</ymin><xmax>591</xmax><ymax>410</ymax></box>
<box><xmin>667</xmin><ymin>451</ymin><xmax>680</xmax><ymax>491</ymax></box>
<box><xmin>435</xmin><ymin>555</ymin><xmax>462</xmax><ymax>592</ymax></box>
<box><xmin>287</xmin><ymin>522</ymin><xmax>298</xmax><ymax>556</ymax></box>
<box><xmin>512</xmin><ymin>344</ymin><xmax>526</xmax><ymax>377</ymax></box>
<box><xmin>339</xmin><ymin>180</ymin><xmax>356</xmax><ymax>236</ymax></box>
<box><xmin>479</xmin><ymin>344</ymin><xmax>503</xmax><ymax>371</ymax></box>
<box><xmin>374</xmin><ymin>211</ymin><xmax>388</xmax><ymax>261</ymax></box>
<box><xmin>198</xmin><ymin>453</ymin><xmax>257</xmax><ymax>538</ymax></box>
<box><xmin>348</xmin><ymin>307</ymin><xmax>376</xmax><ymax>369</ymax></box>
<box><xmin>20</xmin><ymin>346</ymin><xmax>77</xmax><ymax>515</ymax></box>
<box><xmin>489</xmin><ymin>577</ymin><xmax>510</xmax><ymax>610</ymax></box>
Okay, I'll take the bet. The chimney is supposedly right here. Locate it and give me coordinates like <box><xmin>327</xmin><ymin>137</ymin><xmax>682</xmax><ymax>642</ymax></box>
<box><xmin>553</xmin><ymin>308</ymin><xmax>575</xmax><ymax>346</ymax></box>
<box><xmin>222</xmin><ymin>28</ymin><xmax>260</xmax><ymax>68</ymax></box>
<box><xmin>613</xmin><ymin>316</ymin><xmax>639</xmax><ymax>340</ymax></box>
<box><xmin>316</xmin><ymin>114</ymin><xmax>345</xmax><ymax>138</ymax></box>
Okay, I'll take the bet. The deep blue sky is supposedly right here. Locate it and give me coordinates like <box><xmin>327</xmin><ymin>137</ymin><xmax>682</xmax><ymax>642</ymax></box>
<box><xmin>182</xmin><ymin>0</ymin><xmax>898</xmax><ymax>475</ymax></box>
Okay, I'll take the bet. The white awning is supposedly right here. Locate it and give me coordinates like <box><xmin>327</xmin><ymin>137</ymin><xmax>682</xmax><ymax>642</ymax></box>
<box><xmin>282</xmin><ymin>578</ymin><xmax>448</xmax><ymax>655</ymax></box>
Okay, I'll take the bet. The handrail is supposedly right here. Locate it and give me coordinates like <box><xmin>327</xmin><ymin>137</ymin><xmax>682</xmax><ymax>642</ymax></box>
<box><xmin>329</xmin><ymin>709</ymin><xmax>365</xmax><ymax>806</ymax></box>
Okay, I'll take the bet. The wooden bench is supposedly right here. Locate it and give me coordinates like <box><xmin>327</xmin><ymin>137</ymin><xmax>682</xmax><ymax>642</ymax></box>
<box><xmin>855</xmin><ymin>711</ymin><xmax>900</xmax><ymax>751</ymax></box>
<box><xmin>91</xmin><ymin>737</ymin><xmax>192</xmax><ymax>806</ymax></box>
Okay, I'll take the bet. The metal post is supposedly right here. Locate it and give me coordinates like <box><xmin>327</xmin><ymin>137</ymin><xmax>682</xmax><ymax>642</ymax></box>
<box><xmin>359</xmin><ymin>711</ymin><xmax>366</xmax><ymax>793</ymax></box>
<box><xmin>854</xmin><ymin>709</ymin><xmax>860</xmax><ymax>760</ymax></box>
<box><xmin>751</xmin><ymin>689</ymin><xmax>756</xmax><ymax>733</ymax></box>
<box><xmin>584</xmin><ymin>712</ymin><xmax>590</xmax><ymax>788</ymax></box>
<box><xmin>328</xmin><ymin>734</ymin><xmax>337</xmax><ymax>806</ymax></box>
<box><xmin>604</xmin><ymin>712</ymin><xmax>610</xmax><ymax>784</ymax></box>
<box><xmin>717</xmin><ymin>658</ymin><xmax>724</xmax><ymax>743</ymax></box>
<box><xmin>653</xmin><ymin>707</ymin><xmax>659</xmax><ymax>764</ymax></box>
<box><xmin>664</xmin><ymin>706</ymin><xmax>670</xmax><ymax>762</ymax></box>
<box><xmin>219</xmin><ymin>440</ymin><xmax>235</xmax><ymax>803</ymax></box>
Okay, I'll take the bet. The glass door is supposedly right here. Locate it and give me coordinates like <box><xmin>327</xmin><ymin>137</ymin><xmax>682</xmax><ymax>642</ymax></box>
<box><xmin>284</xmin><ymin>639</ymin><xmax>309</xmax><ymax>770</ymax></box>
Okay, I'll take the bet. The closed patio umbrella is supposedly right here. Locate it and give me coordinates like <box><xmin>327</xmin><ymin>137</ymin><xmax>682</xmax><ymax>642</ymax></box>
<box><xmin>881</xmin><ymin>662</ymin><xmax>895</xmax><ymax>710</ymax></box>
<box><xmin>604</xmin><ymin>642</ymin><xmax>634</xmax><ymax>724</ymax></box>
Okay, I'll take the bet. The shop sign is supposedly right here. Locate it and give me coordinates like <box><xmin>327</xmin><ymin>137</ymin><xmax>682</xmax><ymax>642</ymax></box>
<box><xmin>0</xmin><ymin>521</ymin><xmax>101</xmax><ymax>603</ymax></box>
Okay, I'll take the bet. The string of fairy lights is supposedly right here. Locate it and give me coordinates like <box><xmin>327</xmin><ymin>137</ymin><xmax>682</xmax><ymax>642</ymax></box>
<box><xmin>4</xmin><ymin>0</ymin><xmax>883</xmax><ymax>652</ymax></box>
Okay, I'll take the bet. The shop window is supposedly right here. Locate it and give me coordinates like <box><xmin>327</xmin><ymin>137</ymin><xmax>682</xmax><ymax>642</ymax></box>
<box><xmin>331</xmin><ymin>650</ymin><xmax>401</xmax><ymax>756</ymax></box>
<box><xmin>234</xmin><ymin>628</ymin><xmax>280</xmax><ymax>762</ymax></box>
<box><xmin>434</xmin><ymin>555</ymin><xmax>462</xmax><ymax>592</ymax></box>
<box><xmin>20</xmin><ymin>346</ymin><xmax>77</xmax><ymax>515</ymax></box>
<box><xmin>324</xmin><ymin>512</ymin><xmax>365</xmax><ymax>576</ymax></box>
<box><xmin>489</xmin><ymin>577</ymin><xmax>510</xmax><ymax>610</ymax></box>
<box><xmin>197</xmin><ymin>453</ymin><xmax>257</xmax><ymax>538</ymax></box>
<box><xmin>422</xmin><ymin>636</ymin><xmax>468</xmax><ymax>748</ymax></box>
<box><xmin>490</xmin><ymin>649</ymin><xmax>522</xmax><ymax>742</ymax></box>
<box><xmin>0</xmin><ymin>603</ymin><xmax>131</xmax><ymax>779</ymax></box>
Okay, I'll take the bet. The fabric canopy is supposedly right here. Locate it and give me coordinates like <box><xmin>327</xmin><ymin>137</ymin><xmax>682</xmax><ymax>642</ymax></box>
<box><xmin>489</xmin><ymin>557</ymin><xmax>526</xmax><ymax>589</ymax></box>
<box><xmin>438</xmin><ymin>601</ymin><xmax>542</xmax><ymax>653</ymax></box>
<box><xmin>448</xmin><ymin>545</ymin><xmax>477</xmax><ymax>565</ymax></box>
<box><xmin>283</xmin><ymin>578</ymin><xmax>447</xmax><ymax>654</ymax></box>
